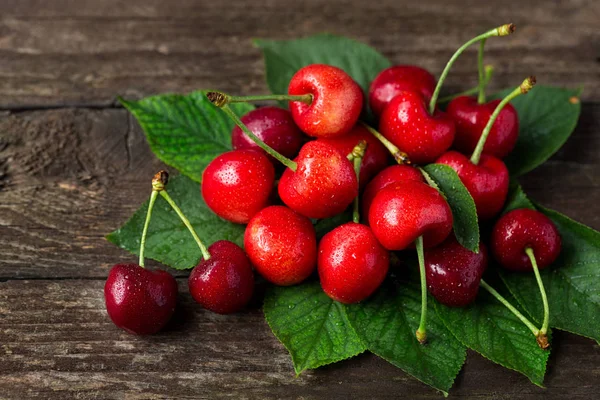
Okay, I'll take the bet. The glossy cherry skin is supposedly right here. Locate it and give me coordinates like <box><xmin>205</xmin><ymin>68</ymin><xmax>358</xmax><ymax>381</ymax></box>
<box><xmin>447</xmin><ymin>96</ymin><xmax>519</xmax><ymax>159</ymax></box>
<box><xmin>425</xmin><ymin>238</ymin><xmax>488</xmax><ymax>307</ymax></box>
<box><xmin>318</xmin><ymin>222</ymin><xmax>389</xmax><ymax>304</ymax></box>
<box><xmin>278</xmin><ymin>141</ymin><xmax>358</xmax><ymax>219</ymax></box>
<box><xmin>105</xmin><ymin>264</ymin><xmax>178</xmax><ymax>335</ymax></box>
<box><xmin>491</xmin><ymin>208</ymin><xmax>562</xmax><ymax>272</ymax></box>
<box><xmin>318</xmin><ymin>124</ymin><xmax>390</xmax><ymax>189</ymax></box>
<box><xmin>232</xmin><ymin>106</ymin><xmax>305</xmax><ymax>164</ymax></box>
<box><xmin>368</xmin><ymin>180</ymin><xmax>453</xmax><ymax>250</ymax></box>
<box><xmin>436</xmin><ymin>151</ymin><xmax>509</xmax><ymax>221</ymax></box>
<box><xmin>369</xmin><ymin>65</ymin><xmax>436</xmax><ymax>117</ymax></box>
<box><xmin>379</xmin><ymin>91</ymin><xmax>455</xmax><ymax>164</ymax></box>
<box><xmin>244</xmin><ymin>206</ymin><xmax>317</xmax><ymax>286</ymax></box>
<box><xmin>188</xmin><ymin>241</ymin><xmax>254</xmax><ymax>314</ymax></box>
<box><xmin>288</xmin><ymin>64</ymin><xmax>363</xmax><ymax>138</ymax></box>
<box><xmin>202</xmin><ymin>149</ymin><xmax>275</xmax><ymax>224</ymax></box>
<box><xmin>361</xmin><ymin>165</ymin><xmax>424</xmax><ymax>219</ymax></box>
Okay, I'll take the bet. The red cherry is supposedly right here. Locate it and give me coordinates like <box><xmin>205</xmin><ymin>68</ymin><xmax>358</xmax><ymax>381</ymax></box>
<box><xmin>231</xmin><ymin>106</ymin><xmax>305</xmax><ymax>164</ymax></box>
<box><xmin>369</xmin><ymin>65</ymin><xmax>436</xmax><ymax>117</ymax></box>
<box><xmin>244</xmin><ymin>206</ymin><xmax>317</xmax><ymax>286</ymax></box>
<box><xmin>202</xmin><ymin>149</ymin><xmax>275</xmax><ymax>224</ymax></box>
<box><xmin>361</xmin><ymin>165</ymin><xmax>424</xmax><ymax>219</ymax></box>
<box><xmin>379</xmin><ymin>91</ymin><xmax>455</xmax><ymax>164</ymax></box>
<box><xmin>368</xmin><ymin>180</ymin><xmax>453</xmax><ymax>250</ymax></box>
<box><xmin>447</xmin><ymin>96</ymin><xmax>519</xmax><ymax>159</ymax></box>
<box><xmin>436</xmin><ymin>150</ymin><xmax>509</xmax><ymax>220</ymax></box>
<box><xmin>425</xmin><ymin>238</ymin><xmax>488</xmax><ymax>307</ymax></box>
<box><xmin>188</xmin><ymin>240</ymin><xmax>254</xmax><ymax>314</ymax></box>
<box><xmin>491</xmin><ymin>208</ymin><xmax>562</xmax><ymax>272</ymax></box>
<box><xmin>104</xmin><ymin>264</ymin><xmax>178</xmax><ymax>335</ymax></box>
<box><xmin>278</xmin><ymin>140</ymin><xmax>358</xmax><ymax>219</ymax></box>
<box><xmin>318</xmin><ymin>124</ymin><xmax>390</xmax><ymax>189</ymax></box>
<box><xmin>318</xmin><ymin>222</ymin><xmax>389</xmax><ymax>304</ymax></box>
<box><xmin>288</xmin><ymin>64</ymin><xmax>363</xmax><ymax>138</ymax></box>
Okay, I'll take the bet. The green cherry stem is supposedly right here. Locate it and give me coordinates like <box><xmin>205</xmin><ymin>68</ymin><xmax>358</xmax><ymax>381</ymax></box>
<box><xmin>477</xmin><ymin>39</ymin><xmax>487</xmax><ymax>104</ymax></box>
<box><xmin>359</xmin><ymin>122</ymin><xmax>411</xmax><ymax>165</ymax></box>
<box><xmin>526</xmin><ymin>248</ymin><xmax>550</xmax><ymax>336</ymax></box>
<box><xmin>138</xmin><ymin>190</ymin><xmax>159</xmax><ymax>268</ymax></box>
<box><xmin>438</xmin><ymin>65</ymin><xmax>494</xmax><ymax>104</ymax></box>
<box><xmin>415</xmin><ymin>235</ymin><xmax>428</xmax><ymax>344</ymax></box>
<box><xmin>349</xmin><ymin>140</ymin><xmax>367</xmax><ymax>223</ymax></box>
<box><xmin>429</xmin><ymin>23</ymin><xmax>515</xmax><ymax>114</ymax></box>
<box><xmin>216</xmin><ymin>102</ymin><xmax>298</xmax><ymax>171</ymax></box>
<box><xmin>470</xmin><ymin>76</ymin><xmax>536</xmax><ymax>165</ymax></box>
<box><xmin>207</xmin><ymin>90</ymin><xmax>312</xmax><ymax>107</ymax></box>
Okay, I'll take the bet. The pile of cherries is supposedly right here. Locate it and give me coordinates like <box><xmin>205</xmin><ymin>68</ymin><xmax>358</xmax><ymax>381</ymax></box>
<box><xmin>105</xmin><ymin>24</ymin><xmax>560</xmax><ymax>348</ymax></box>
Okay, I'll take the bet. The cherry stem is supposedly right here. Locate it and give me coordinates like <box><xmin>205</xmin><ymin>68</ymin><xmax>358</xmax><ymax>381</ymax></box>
<box><xmin>526</xmin><ymin>248</ymin><xmax>550</xmax><ymax>335</ymax></box>
<box><xmin>207</xmin><ymin>91</ymin><xmax>312</xmax><ymax>107</ymax></box>
<box><xmin>218</xmin><ymin>103</ymin><xmax>298</xmax><ymax>171</ymax></box>
<box><xmin>360</xmin><ymin>122</ymin><xmax>411</xmax><ymax>165</ymax></box>
<box><xmin>138</xmin><ymin>190</ymin><xmax>158</xmax><ymax>268</ymax></box>
<box><xmin>348</xmin><ymin>140</ymin><xmax>367</xmax><ymax>223</ymax></box>
<box><xmin>470</xmin><ymin>76</ymin><xmax>536</xmax><ymax>165</ymax></box>
<box><xmin>415</xmin><ymin>235</ymin><xmax>428</xmax><ymax>344</ymax></box>
<box><xmin>438</xmin><ymin>65</ymin><xmax>494</xmax><ymax>104</ymax></box>
<box><xmin>429</xmin><ymin>23</ymin><xmax>515</xmax><ymax>114</ymax></box>
<box><xmin>477</xmin><ymin>39</ymin><xmax>487</xmax><ymax>104</ymax></box>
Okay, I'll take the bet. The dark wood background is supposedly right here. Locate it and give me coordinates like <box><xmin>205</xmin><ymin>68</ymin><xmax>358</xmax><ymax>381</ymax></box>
<box><xmin>1</xmin><ymin>0</ymin><xmax>599</xmax><ymax>398</ymax></box>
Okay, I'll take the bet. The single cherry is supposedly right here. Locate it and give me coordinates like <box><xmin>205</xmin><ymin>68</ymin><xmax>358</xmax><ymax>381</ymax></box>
<box><xmin>369</xmin><ymin>65</ymin><xmax>436</xmax><ymax>117</ymax></box>
<box><xmin>318</xmin><ymin>124</ymin><xmax>390</xmax><ymax>189</ymax></box>
<box><xmin>368</xmin><ymin>180</ymin><xmax>453</xmax><ymax>250</ymax></box>
<box><xmin>202</xmin><ymin>149</ymin><xmax>275</xmax><ymax>224</ymax></box>
<box><xmin>231</xmin><ymin>106</ymin><xmax>305</xmax><ymax>163</ymax></box>
<box><xmin>188</xmin><ymin>240</ymin><xmax>254</xmax><ymax>314</ymax></box>
<box><xmin>244</xmin><ymin>205</ymin><xmax>317</xmax><ymax>286</ymax></box>
<box><xmin>425</xmin><ymin>238</ymin><xmax>488</xmax><ymax>307</ymax></box>
<box><xmin>288</xmin><ymin>64</ymin><xmax>363</xmax><ymax>138</ymax></box>
<box><xmin>105</xmin><ymin>263</ymin><xmax>178</xmax><ymax>335</ymax></box>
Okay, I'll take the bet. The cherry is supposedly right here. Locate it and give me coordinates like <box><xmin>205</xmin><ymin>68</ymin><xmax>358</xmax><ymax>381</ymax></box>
<box><xmin>361</xmin><ymin>164</ymin><xmax>424</xmax><ymax>219</ymax></box>
<box><xmin>188</xmin><ymin>240</ymin><xmax>254</xmax><ymax>314</ymax></box>
<box><xmin>318</xmin><ymin>124</ymin><xmax>390</xmax><ymax>189</ymax></box>
<box><xmin>369</xmin><ymin>65</ymin><xmax>436</xmax><ymax>117</ymax></box>
<box><xmin>231</xmin><ymin>106</ymin><xmax>305</xmax><ymax>163</ymax></box>
<box><xmin>288</xmin><ymin>64</ymin><xmax>363</xmax><ymax>138</ymax></box>
<box><xmin>278</xmin><ymin>140</ymin><xmax>358</xmax><ymax>219</ymax></box>
<box><xmin>105</xmin><ymin>263</ymin><xmax>178</xmax><ymax>335</ymax></box>
<box><xmin>244</xmin><ymin>205</ymin><xmax>317</xmax><ymax>286</ymax></box>
<box><xmin>368</xmin><ymin>180</ymin><xmax>453</xmax><ymax>250</ymax></box>
<box><xmin>425</xmin><ymin>237</ymin><xmax>488</xmax><ymax>307</ymax></box>
<box><xmin>202</xmin><ymin>149</ymin><xmax>275</xmax><ymax>224</ymax></box>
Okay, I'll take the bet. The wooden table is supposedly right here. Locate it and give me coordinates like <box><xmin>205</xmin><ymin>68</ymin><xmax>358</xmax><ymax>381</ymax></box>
<box><xmin>1</xmin><ymin>1</ymin><xmax>599</xmax><ymax>398</ymax></box>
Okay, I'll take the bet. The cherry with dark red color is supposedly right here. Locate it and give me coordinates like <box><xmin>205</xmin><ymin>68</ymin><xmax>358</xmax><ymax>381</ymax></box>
<box><xmin>318</xmin><ymin>124</ymin><xmax>390</xmax><ymax>189</ymax></box>
<box><xmin>492</xmin><ymin>208</ymin><xmax>562</xmax><ymax>272</ymax></box>
<box><xmin>379</xmin><ymin>91</ymin><xmax>455</xmax><ymax>164</ymax></box>
<box><xmin>104</xmin><ymin>263</ymin><xmax>178</xmax><ymax>335</ymax></box>
<box><xmin>202</xmin><ymin>149</ymin><xmax>275</xmax><ymax>224</ymax></box>
<box><xmin>278</xmin><ymin>140</ymin><xmax>358</xmax><ymax>219</ymax></box>
<box><xmin>368</xmin><ymin>180</ymin><xmax>453</xmax><ymax>250</ymax></box>
<box><xmin>244</xmin><ymin>205</ymin><xmax>317</xmax><ymax>286</ymax></box>
<box><xmin>425</xmin><ymin>238</ymin><xmax>488</xmax><ymax>307</ymax></box>
<box><xmin>369</xmin><ymin>65</ymin><xmax>436</xmax><ymax>117</ymax></box>
<box><xmin>318</xmin><ymin>222</ymin><xmax>389</xmax><ymax>304</ymax></box>
<box><xmin>436</xmin><ymin>150</ymin><xmax>509</xmax><ymax>220</ymax></box>
<box><xmin>288</xmin><ymin>64</ymin><xmax>363</xmax><ymax>138</ymax></box>
<box><xmin>231</xmin><ymin>106</ymin><xmax>305</xmax><ymax>164</ymax></box>
<box><xmin>188</xmin><ymin>240</ymin><xmax>254</xmax><ymax>314</ymax></box>
<box><xmin>447</xmin><ymin>96</ymin><xmax>519</xmax><ymax>159</ymax></box>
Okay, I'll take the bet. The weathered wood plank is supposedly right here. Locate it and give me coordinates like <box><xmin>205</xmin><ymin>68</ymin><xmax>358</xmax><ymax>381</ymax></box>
<box><xmin>0</xmin><ymin>0</ymin><xmax>598</xmax><ymax>108</ymax></box>
<box><xmin>0</xmin><ymin>279</ymin><xmax>598</xmax><ymax>399</ymax></box>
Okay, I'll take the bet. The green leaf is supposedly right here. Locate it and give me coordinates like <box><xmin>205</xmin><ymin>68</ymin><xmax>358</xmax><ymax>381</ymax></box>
<box><xmin>503</xmin><ymin>182</ymin><xmax>535</xmax><ymax>213</ymax></box>
<box><xmin>346</xmin><ymin>282</ymin><xmax>466</xmax><ymax>395</ymax></box>
<box><xmin>254</xmin><ymin>33</ymin><xmax>391</xmax><ymax>96</ymax></box>
<box><xmin>433</xmin><ymin>288</ymin><xmax>549</xmax><ymax>386</ymax></box>
<box><xmin>500</xmin><ymin>203</ymin><xmax>600</xmax><ymax>343</ymax></box>
<box><xmin>489</xmin><ymin>86</ymin><xmax>582</xmax><ymax>177</ymax></box>
<box><xmin>422</xmin><ymin>164</ymin><xmax>479</xmax><ymax>252</ymax></box>
<box><xmin>314</xmin><ymin>211</ymin><xmax>353</xmax><ymax>239</ymax></box>
<box><xmin>263</xmin><ymin>282</ymin><xmax>366</xmax><ymax>374</ymax></box>
<box><xmin>120</xmin><ymin>91</ymin><xmax>254</xmax><ymax>182</ymax></box>
<box><xmin>106</xmin><ymin>175</ymin><xmax>245</xmax><ymax>270</ymax></box>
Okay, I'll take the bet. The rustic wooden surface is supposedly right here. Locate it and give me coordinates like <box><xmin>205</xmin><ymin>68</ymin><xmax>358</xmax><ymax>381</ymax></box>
<box><xmin>1</xmin><ymin>0</ymin><xmax>599</xmax><ymax>398</ymax></box>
